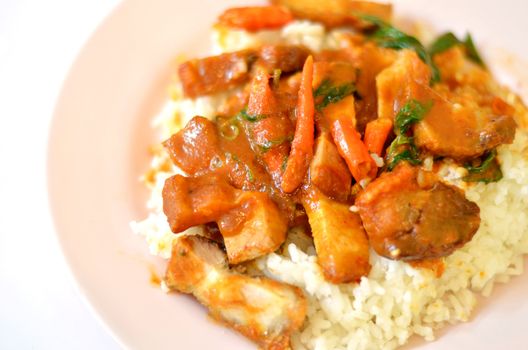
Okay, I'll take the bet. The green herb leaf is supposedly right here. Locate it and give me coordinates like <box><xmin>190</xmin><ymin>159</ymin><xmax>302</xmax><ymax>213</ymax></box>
<box><xmin>429</xmin><ymin>32</ymin><xmax>460</xmax><ymax>56</ymax></box>
<box><xmin>314</xmin><ymin>79</ymin><xmax>356</xmax><ymax>110</ymax></box>
<box><xmin>429</xmin><ymin>32</ymin><xmax>486</xmax><ymax>67</ymax></box>
<box><xmin>395</xmin><ymin>99</ymin><xmax>433</xmax><ymax>135</ymax></box>
<box><xmin>387</xmin><ymin>149</ymin><xmax>421</xmax><ymax>170</ymax></box>
<box><xmin>463</xmin><ymin>150</ymin><xmax>502</xmax><ymax>183</ymax></box>
<box><xmin>361</xmin><ymin>15</ymin><xmax>440</xmax><ymax>84</ymax></box>
<box><xmin>463</xmin><ymin>34</ymin><xmax>486</xmax><ymax>67</ymax></box>
<box><xmin>385</xmin><ymin>134</ymin><xmax>421</xmax><ymax>171</ymax></box>
<box><xmin>237</xmin><ymin>108</ymin><xmax>267</xmax><ymax>123</ymax></box>
<box><xmin>464</xmin><ymin>150</ymin><xmax>497</xmax><ymax>174</ymax></box>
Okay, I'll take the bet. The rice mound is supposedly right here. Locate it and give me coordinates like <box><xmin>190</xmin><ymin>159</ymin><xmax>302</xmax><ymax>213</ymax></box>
<box><xmin>131</xmin><ymin>21</ymin><xmax>528</xmax><ymax>350</ymax></box>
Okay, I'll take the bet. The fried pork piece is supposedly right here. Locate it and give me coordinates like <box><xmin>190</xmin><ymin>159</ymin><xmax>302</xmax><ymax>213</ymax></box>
<box><xmin>309</xmin><ymin>133</ymin><xmax>351</xmax><ymax>201</ymax></box>
<box><xmin>356</xmin><ymin>163</ymin><xmax>481</xmax><ymax>260</ymax></box>
<box><xmin>162</xmin><ymin>174</ymin><xmax>287</xmax><ymax>264</ymax></box>
<box><xmin>164</xmin><ymin>116</ymin><xmax>298</xmax><ymax>223</ymax></box>
<box><xmin>165</xmin><ymin>235</ymin><xmax>307</xmax><ymax>350</ymax></box>
<box><xmin>178</xmin><ymin>45</ymin><xmax>309</xmax><ymax>98</ymax></box>
<box><xmin>258</xmin><ymin>44</ymin><xmax>310</xmax><ymax>73</ymax></box>
<box><xmin>302</xmin><ymin>188</ymin><xmax>371</xmax><ymax>283</ymax></box>
<box><xmin>377</xmin><ymin>50</ymin><xmax>516</xmax><ymax>159</ymax></box>
<box><xmin>218</xmin><ymin>191</ymin><xmax>288</xmax><ymax>264</ymax></box>
<box><xmin>163</xmin><ymin>116</ymin><xmax>219</xmax><ymax>176</ymax></box>
<box><xmin>179</xmin><ymin>50</ymin><xmax>256</xmax><ymax>98</ymax></box>
<box><xmin>271</xmin><ymin>0</ymin><xmax>391</xmax><ymax>28</ymax></box>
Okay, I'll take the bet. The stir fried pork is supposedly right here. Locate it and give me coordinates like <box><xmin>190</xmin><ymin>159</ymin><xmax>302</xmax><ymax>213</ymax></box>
<box><xmin>179</xmin><ymin>45</ymin><xmax>309</xmax><ymax>98</ymax></box>
<box><xmin>163</xmin><ymin>174</ymin><xmax>287</xmax><ymax>264</ymax></box>
<box><xmin>377</xmin><ymin>50</ymin><xmax>516</xmax><ymax>159</ymax></box>
<box><xmin>164</xmin><ymin>116</ymin><xmax>297</xmax><ymax>222</ymax></box>
<box><xmin>356</xmin><ymin>163</ymin><xmax>481</xmax><ymax>260</ymax></box>
<box><xmin>165</xmin><ymin>235</ymin><xmax>306</xmax><ymax>350</ymax></box>
<box><xmin>179</xmin><ymin>50</ymin><xmax>255</xmax><ymax>98</ymax></box>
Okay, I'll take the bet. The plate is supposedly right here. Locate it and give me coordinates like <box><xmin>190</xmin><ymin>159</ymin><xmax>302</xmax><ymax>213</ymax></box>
<box><xmin>47</xmin><ymin>0</ymin><xmax>528</xmax><ymax>349</ymax></box>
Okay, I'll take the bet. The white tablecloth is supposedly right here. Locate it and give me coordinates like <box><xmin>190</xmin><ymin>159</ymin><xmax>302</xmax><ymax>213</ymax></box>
<box><xmin>0</xmin><ymin>1</ymin><xmax>120</xmax><ymax>348</ymax></box>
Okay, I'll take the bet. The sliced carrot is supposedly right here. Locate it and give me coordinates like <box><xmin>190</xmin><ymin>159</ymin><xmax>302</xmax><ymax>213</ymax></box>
<box><xmin>281</xmin><ymin>55</ymin><xmax>315</xmax><ymax>193</ymax></box>
<box><xmin>247</xmin><ymin>68</ymin><xmax>277</xmax><ymax>116</ymax></box>
<box><xmin>364</xmin><ymin>118</ymin><xmax>393</xmax><ymax>156</ymax></box>
<box><xmin>331</xmin><ymin>119</ymin><xmax>377</xmax><ymax>183</ymax></box>
<box><xmin>218</xmin><ymin>6</ymin><xmax>293</xmax><ymax>32</ymax></box>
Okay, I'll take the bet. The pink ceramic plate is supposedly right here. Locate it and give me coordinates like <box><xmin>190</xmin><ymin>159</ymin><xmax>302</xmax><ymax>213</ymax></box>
<box><xmin>48</xmin><ymin>0</ymin><xmax>528</xmax><ymax>349</ymax></box>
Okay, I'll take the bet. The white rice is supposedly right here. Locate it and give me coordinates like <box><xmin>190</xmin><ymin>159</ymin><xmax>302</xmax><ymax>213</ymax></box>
<box><xmin>131</xmin><ymin>21</ymin><xmax>528</xmax><ymax>350</ymax></box>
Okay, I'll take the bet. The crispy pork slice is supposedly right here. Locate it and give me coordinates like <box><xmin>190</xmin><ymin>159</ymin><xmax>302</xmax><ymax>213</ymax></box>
<box><xmin>163</xmin><ymin>116</ymin><xmax>220</xmax><ymax>176</ymax></box>
<box><xmin>178</xmin><ymin>50</ymin><xmax>256</xmax><ymax>98</ymax></box>
<box><xmin>162</xmin><ymin>174</ymin><xmax>287</xmax><ymax>264</ymax></box>
<box><xmin>356</xmin><ymin>163</ymin><xmax>481</xmax><ymax>260</ymax></box>
<box><xmin>302</xmin><ymin>188</ymin><xmax>371</xmax><ymax>283</ymax></box>
<box><xmin>258</xmin><ymin>44</ymin><xmax>310</xmax><ymax>73</ymax></box>
<box><xmin>218</xmin><ymin>191</ymin><xmax>287</xmax><ymax>264</ymax></box>
<box><xmin>178</xmin><ymin>45</ymin><xmax>310</xmax><ymax>98</ymax></box>
<box><xmin>165</xmin><ymin>235</ymin><xmax>307</xmax><ymax>350</ymax></box>
<box><xmin>376</xmin><ymin>50</ymin><xmax>516</xmax><ymax>159</ymax></box>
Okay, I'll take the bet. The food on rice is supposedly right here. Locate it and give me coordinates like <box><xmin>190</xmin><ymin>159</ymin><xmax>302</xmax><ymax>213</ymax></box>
<box><xmin>131</xmin><ymin>2</ymin><xmax>528</xmax><ymax>349</ymax></box>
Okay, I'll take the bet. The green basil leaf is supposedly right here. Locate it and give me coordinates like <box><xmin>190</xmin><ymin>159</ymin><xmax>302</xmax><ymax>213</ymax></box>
<box><xmin>463</xmin><ymin>34</ymin><xmax>486</xmax><ymax>67</ymax></box>
<box><xmin>464</xmin><ymin>150</ymin><xmax>497</xmax><ymax>174</ymax></box>
<box><xmin>387</xmin><ymin>149</ymin><xmax>421</xmax><ymax>171</ymax></box>
<box><xmin>429</xmin><ymin>32</ymin><xmax>486</xmax><ymax>67</ymax></box>
<box><xmin>429</xmin><ymin>32</ymin><xmax>460</xmax><ymax>56</ymax></box>
<box><xmin>463</xmin><ymin>150</ymin><xmax>502</xmax><ymax>183</ymax></box>
<box><xmin>361</xmin><ymin>15</ymin><xmax>440</xmax><ymax>84</ymax></box>
<box><xmin>386</xmin><ymin>134</ymin><xmax>421</xmax><ymax>171</ymax></box>
<box><xmin>395</xmin><ymin>99</ymin><xmax>433</xmax><ymax>135</ymax></box>
<box><xmin>314</xmin><ymin>79</ymin><xmax>356</xmax><ymax>110</ymax></box>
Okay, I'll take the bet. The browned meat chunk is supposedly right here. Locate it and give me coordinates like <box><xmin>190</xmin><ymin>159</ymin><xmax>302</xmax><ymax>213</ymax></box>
<box><xmin>414</xmin><ymin>109</ymin><xmax>516</xmax><ymax>159</ymax></box>
<box><xmin>178</xmin><ymin>50</ymin><xmax>256</xmax><ymax>98</ymax></box>
<box><xmin>271</xmin><ymin>0</ymin><xmax>392</xmax><ymax>29</ymax></box>
<box><xmin>163</xmin><ymin>116</ymin><xmax>219</xmax><ymax>176</ymax></box>
<box><xmin>162</xmin><ymin>174</ymin><xmax>287</xmax><ymax>263</ymax></box>
<box><xmin>162</xmin><ymin>174</ymin><xmax>237</xmax><ymax>233</ymax></box>
<box><xmin>377</xmin><ymin>50</ymin><xmax>517</xmax><ymax>159</ymax></box>
<box><xmin>303</xmin><ymin>188</ymin><xmax>371</xmax><ymax>283</ymax></box>
<box><xmin>258</xmin><ymin>45</ymin><xmax>310</xmax><ymax>73</ymax></box>
<box><xmin>309</xmin><ymin>133</ymin><xmax>351</xmax><ymax>201</ymax></box>
<box><xmin>165</xmin><ymin>235</ymin><xmax>306</xmax><ymax>350</ymax></box>
<box><xmin>356</xmin><ymin>163</ymin><xmax>481</xmax><ymax>260</ymax></box>
<box><xmin>164</xmin><ymin>116</ymin><xmax>298</xmax><ymax>224</ymax></box>
<box><xmin>178</xmin><ymin>45</ymin><xmax>310</xmax><ymax>98</ymax></box>
<box><xmin>218</xmin><ymin>191</ymin><xmax>288</xmax><ymax>264</ymax></box>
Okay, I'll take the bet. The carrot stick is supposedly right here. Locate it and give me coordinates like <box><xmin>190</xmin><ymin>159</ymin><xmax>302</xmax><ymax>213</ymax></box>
<box><xmin>364</xmin><ymin>118</ymin><xmax>393</xmax><ymax>156</ymax></box>
<box><xmin>281</xmin><ymin>55</ymin><xmax>315</xmax><ymax>193</ymax></box>
<box><xmin>331</xmin><ymin>119</ymin><xmax>377</xmax><ymax>183</ymax></box>
<box><xmin>218</xmin><ymin>6</ymin><xmax>293</xmax><ymax>32</ymax></box>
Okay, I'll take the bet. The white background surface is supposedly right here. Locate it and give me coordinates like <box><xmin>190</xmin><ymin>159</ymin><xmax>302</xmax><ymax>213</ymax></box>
<box><xmin>0</xmin><ymin>1</ymin><xmax>120</xmax><ymax>348</ymax></box>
